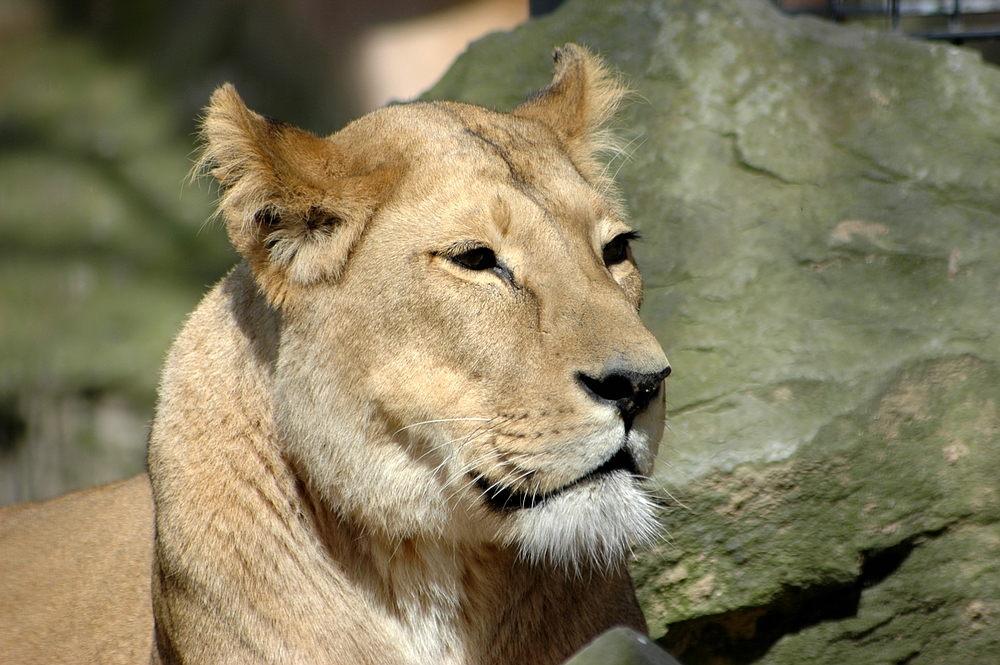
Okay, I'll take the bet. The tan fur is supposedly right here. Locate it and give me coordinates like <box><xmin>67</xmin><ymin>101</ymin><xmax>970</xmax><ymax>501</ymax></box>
<box><xmin>0</xmin><ymin>476</ymin><xmax>154</xmax><ymax>664</ymax></box>
<box><xmin>0</xmin><ymin>45</ymin><xmax>670</xmax><ymax>665</ymax></box>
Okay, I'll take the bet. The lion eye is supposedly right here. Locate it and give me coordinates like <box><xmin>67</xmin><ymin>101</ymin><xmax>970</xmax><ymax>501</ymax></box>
<box><xmin>603</xmin><ymin>232</ymin><xmax>638</xmax><ymax>267</ymax></box>
<box><xmin>451</xmin><ymin>247</ymin><xmax>497</xmax><ymax>271</ymax></box>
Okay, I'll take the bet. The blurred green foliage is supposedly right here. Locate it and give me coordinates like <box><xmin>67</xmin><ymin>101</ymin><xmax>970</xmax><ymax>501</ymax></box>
<box><xmin>0</xmin><ymin>19</ymin><xmax>236</xmax><ymax>402</ymax></box>
<box><xmin>0</xmin><ymin>2</ymin><xmax>242</xmax><ymax>501</ymax></box>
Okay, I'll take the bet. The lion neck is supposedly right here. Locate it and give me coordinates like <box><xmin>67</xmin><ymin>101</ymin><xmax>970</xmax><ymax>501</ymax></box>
<box><xmin>298</xmin><ymin>476</ymin><xmax>534</xmax><ymax>662</ymax></box>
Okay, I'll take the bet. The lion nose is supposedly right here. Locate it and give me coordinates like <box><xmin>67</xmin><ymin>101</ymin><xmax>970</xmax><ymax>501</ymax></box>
<box><xmin>578</xmin><ymin>365</ymin><xmax>672</xmax><ymax>422</ymax></box>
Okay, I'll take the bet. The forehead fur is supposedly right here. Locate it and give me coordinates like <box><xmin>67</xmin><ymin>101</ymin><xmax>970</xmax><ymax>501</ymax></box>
<box><xmin>339</xmin><ymin>99</ymin><xmax>626</xmax><ymax>226</ymax></box>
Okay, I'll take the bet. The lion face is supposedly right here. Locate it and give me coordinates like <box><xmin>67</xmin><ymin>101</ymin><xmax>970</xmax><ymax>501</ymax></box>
<box><xmin>201</xmin><ymin>46</ymin><xmax>670</xmax><ymax>568</ymax></box>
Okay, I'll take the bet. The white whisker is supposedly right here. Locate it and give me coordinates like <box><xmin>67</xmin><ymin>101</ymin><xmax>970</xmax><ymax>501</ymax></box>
<box><xmin>607</xmin><ymin>137</ymin><xmax>646</xmax><ymax>186</ymax></box>
<box><xmin>651</xmin><ymin>484</ymin><xmax>691</xmax><ymax>512</ymax></box>
<box><xmin>598</xmin><ymin>132</ymin><xmax>643</xmax><ymax>180</ymax></box>
<box><xmin>393</xmin><ymin>417</ymin><xmax>492</xmax><ymax>437</ymax></box>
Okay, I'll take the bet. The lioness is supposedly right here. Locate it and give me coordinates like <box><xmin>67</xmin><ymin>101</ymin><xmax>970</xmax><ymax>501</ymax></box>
<box><xmin>0</xmin><ymin>44</ymin><xmax>670</xmax><ymax>665</ymax></box>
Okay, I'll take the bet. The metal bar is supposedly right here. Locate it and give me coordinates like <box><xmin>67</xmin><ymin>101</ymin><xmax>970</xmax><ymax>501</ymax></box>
<box><xmin>914</xmin><ymin>27</ymin><xmax>1000</xmax><ymax>37</ymax></box>
<box><xmin>792</xmin><ymin>0</ymin><xmax>1000</xmax><ymax>17</ymax></box>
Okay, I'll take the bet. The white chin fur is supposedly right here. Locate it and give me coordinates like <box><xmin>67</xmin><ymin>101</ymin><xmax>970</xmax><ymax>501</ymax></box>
<box><xmin>507</xmin><ymin>472</ymin><xmax>658</xmax><ymax>571</ymax></box>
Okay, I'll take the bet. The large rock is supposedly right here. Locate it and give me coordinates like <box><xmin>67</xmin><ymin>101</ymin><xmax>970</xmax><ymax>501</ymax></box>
<box><xmin>426</xmin><ymin>1</ymin><xmax>1000</xmax><ymax>663</ymax></box>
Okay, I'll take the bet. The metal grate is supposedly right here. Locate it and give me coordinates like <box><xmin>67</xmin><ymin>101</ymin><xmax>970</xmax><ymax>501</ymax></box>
<box><xmin>776</xmin><ymin>0</ymin><xmax>1000</xmax><ymax>40</ymax></box>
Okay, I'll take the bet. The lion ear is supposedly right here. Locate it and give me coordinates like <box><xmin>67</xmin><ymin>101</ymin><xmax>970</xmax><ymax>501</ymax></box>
<box><xmin>513</xmin><ymin>44</ymin><xmax>626</xmax><ymax>181</ymax></box>
<box><xmin>198</xmin><ymin>84</ymin><xmax>396</xmax><ymax>305</ymax></box>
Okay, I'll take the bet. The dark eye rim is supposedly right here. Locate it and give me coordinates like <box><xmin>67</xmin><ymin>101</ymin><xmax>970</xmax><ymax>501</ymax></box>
<box><xmin>442</xmin><ymin>244</ymin><xmax>517</xmax><ymax>285</ymax></box>
<box><xmin>449</xmin><ymin>246</ymin><xmax>498</xmax><ymax>271</ymax></box>
<box><xmin>603</xmin><ymin>230</ymin><xmax>641</xmax><ymax>267</ymax></box>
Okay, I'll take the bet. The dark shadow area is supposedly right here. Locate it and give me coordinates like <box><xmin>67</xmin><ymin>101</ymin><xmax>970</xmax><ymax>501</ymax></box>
<box><xmin>657</xmin><ymin>532</ymin><xmax>943</xmax><ymax>665</ymax></box>
<box><xmin>0</xmin><ymin>395</ymin><xmax>26</xmax><ymax>458</ymax></box>
<box><xmin>45</xmin><ymin>0</ymin><xmax>476</xmax><ymax>135</ymax></box>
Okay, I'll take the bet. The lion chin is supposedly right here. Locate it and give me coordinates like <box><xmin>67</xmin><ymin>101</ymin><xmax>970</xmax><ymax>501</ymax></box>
<box><xmin>507</xmin><ymin>471</ymin><xmax>660</xmax><ymax>570</ymax></box>
<box><xmin>478</xmin><ymin>419</ymin><xmax>664</xmax><ymax>570</ymax></box>
<box><xmin>0</xmin><ymin>44</ymin><xmax>672</xmax><ymax>665</ymax></box>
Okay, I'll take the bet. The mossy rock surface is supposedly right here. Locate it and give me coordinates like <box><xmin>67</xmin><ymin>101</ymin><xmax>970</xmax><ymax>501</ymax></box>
<box><xmin>427</xmin><ymin>0</ymin><xmax>1000</xmax><ymax>662</ymax></box>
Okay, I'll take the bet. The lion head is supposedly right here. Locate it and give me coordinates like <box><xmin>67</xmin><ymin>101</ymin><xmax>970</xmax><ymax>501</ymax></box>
<box><xmin>197</xmin><ymin>44</ymin><xmax>670</xmax><ymax>569</ymax></box>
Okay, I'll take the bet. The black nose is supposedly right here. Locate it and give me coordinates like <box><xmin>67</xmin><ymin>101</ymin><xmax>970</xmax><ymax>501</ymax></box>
<box><xmin>578</xmin><ymin>366</ymin><xmax>671</xmax><ymax>423</ymax></box>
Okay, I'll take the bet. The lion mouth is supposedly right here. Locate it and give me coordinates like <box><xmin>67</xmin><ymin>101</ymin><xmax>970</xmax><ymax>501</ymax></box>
<box><xmin>474</xmin><ymin>447</ymin><xmax>641</xmax><ymax>511</ymax></box>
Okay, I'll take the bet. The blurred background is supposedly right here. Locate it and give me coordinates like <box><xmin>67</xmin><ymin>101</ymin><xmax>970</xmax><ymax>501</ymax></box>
<box><xmin>1</xmin><ymin>0</ymin><xmax>998</xmax><ymax>505</ymax></box>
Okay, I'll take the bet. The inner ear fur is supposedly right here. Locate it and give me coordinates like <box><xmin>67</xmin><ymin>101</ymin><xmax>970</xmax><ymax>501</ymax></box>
<box><xmin>198</xmin><ymin>84</ymin><xmax>395</xmax><ymax>304</ymax></box>
<box><xmin>513</xmin><ymin>44</ymin><xmax>627</xmax><ymax>188</ymax></box>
